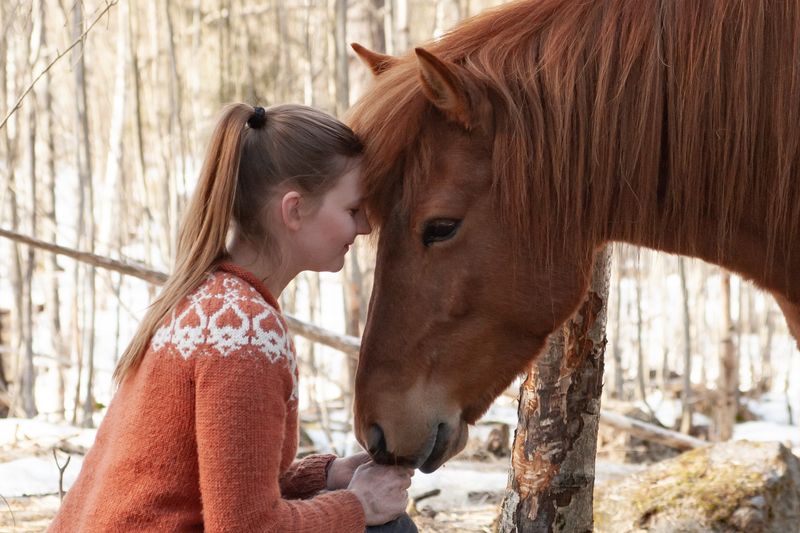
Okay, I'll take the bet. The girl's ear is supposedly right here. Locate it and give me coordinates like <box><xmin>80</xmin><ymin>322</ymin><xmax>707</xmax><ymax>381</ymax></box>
<box><xmin>280</xmin><ymin>191</ymin><xmax>304</xmax><ymax>230</ymax></box>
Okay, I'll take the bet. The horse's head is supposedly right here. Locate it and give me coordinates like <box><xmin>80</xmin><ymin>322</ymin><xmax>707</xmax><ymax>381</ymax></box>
<box><xmin>349</xmin><ymin>45</ymin><xmax>596</xmax><ymax>472</ymax></box>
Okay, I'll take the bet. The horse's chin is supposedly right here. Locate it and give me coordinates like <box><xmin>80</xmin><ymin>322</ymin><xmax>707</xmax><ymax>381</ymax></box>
<box><xmin>419</xmin><ymin>421</ymin><xmax>469</xmax><ymax>473</ymax></box>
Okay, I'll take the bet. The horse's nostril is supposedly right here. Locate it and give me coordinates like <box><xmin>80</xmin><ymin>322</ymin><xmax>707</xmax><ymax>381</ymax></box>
<box><xmin>366</xmin><ymin>424</ymin><xmax>387</xmax><ymax>456</ymax></box>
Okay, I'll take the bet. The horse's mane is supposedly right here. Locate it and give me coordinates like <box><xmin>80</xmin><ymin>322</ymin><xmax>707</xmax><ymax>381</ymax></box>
<box><xmin>347</xmin><ymin>0</ymin><xmax>800</xmax><ymax>269</ymax></box>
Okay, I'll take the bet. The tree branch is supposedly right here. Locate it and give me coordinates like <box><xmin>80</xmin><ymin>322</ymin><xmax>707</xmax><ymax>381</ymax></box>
<box><xmin>0</xmin><ymin>0</ymin><xmax>119</xmax><ymax>131</ymax></box>
<box><xmin>0</xmin><ymin>227</ymin><xmax>361</xmax><ymax>357</ymax></box>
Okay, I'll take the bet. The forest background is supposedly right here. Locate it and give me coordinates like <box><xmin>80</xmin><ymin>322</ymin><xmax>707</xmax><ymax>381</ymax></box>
<box><xmin>0</xmin><ymin>0</ymin><xmax>799</xmax><ymax>522</ymax></box>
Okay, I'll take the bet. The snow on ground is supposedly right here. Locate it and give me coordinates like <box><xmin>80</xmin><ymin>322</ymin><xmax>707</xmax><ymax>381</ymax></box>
<box><xmin>1</xmin><ymin>389</ymin><xmax>797</xmax><ymax>503</ymax></box>
<box><xmin>0</xmin><ymin>418</ymin><xmax>95</xmax><ymax>450</ymax></box>
<box><xmin>733</xmin><ymin>421</ymin><xmax>800</xmax><ymax>447</ymax></box>
<box><xmin>0</xmin><ymin>419</ymin><xmax>94</xmax><ymax>499</ymax></box>
<box><xmin>410</xmin><ymin>460</ymin><xmax>509</xmax><ymax>510</ymax></box>
<box><xmin>744</xmin><ymin>392</ymin><xmax>800</xmax><ymax>426</ymax></box>
<box><xmin>0</xmin><ymin>456</ymin><xmax>84</xmax><ymax>498</ymax></box>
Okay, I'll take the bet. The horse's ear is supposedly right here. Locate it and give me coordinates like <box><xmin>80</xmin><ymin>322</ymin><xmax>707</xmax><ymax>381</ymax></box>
<box><xmin>351</xmin><ymin>43</ymin><xmax>397</xmax><ymax>76</ymax></box>
<box><xmin>415</xmin><ymin>47</ymin><xmax>477</xmax><ymax>130</ymax></box>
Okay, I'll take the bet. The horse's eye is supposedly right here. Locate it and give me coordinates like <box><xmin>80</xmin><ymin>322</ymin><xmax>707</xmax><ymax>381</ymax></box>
<box><xmin>422</xmin><ymin>219</ymin><xmax>461</xmax><ymax>247</ymax></box>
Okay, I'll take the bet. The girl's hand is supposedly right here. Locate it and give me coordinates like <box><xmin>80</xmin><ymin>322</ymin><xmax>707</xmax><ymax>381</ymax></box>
<box><xmin>347</xmin><ymin>462</ymin><xmax>414</xmax><ymax>526</ymax></box>
<box><xmin>326</xmin><ymin>452</ymin><xmax>372</xmax><ymax>490</ymax></box>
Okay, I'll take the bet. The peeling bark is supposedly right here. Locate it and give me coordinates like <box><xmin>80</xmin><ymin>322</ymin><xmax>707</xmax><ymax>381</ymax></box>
<box><xmin>499</xmin><ymin>247</ymin><xmax>610</xmax><ymax>532</ymax></box>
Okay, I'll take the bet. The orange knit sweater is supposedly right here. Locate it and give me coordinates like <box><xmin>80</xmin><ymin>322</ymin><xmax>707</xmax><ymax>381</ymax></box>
<box><xmin>49</xmin><ymin>262</ymin><xmax>365</xmax><ymax>532</ymax></box>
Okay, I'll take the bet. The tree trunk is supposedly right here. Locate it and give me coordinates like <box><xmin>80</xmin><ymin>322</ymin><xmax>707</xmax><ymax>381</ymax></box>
<box><xmin>334</xmin><ymin>0</ymin><xmax>349</xmax><ymax>115</ymax></box>
<box><xmin>698</xmin><ymin>265</ymin><xmax>709</xmax><ymax>387</ymax></box>
<box><xmin>635</xmin><ymin>259</ymin><xmax>647</xmax><ymax>405</ymax></box>
<box><xmin>499</xmin><ymin>247</ymin><xmax>610</xmax><ymax>533</ymax></box>
<box><xmin>611</xmin><ymin>248</ymin><xmax>624</xmax><ymax>399</ymax></box>
<box><xmin>368</xmin><ymin>0</ymin><xmax>387</xmax><ymax>54</ymax></box>
<box><xmin>2</xmin><ymin>0</ymin><xmax>26</xmax><ymax>419</ymax></box>
<box><xmin>70</xmin><ymin>1</ymin><xmax>97</xmax><ymax>427</ymax></box>
<box><xmin>218</xmin><ymin>0</ymin><xmax>232</xmax><ymax>103</ymax></box>
<box><xmin>39</xmin><ymin>0</ymin><xmax>66</xmax><ymax>420</ymax></box>
<box><xmin>433</xmin><ymin>0</ymin><xmax>461</xmax><ymax>37</ymax></box>
<box><xmin>164</xmin><ymin>0</ymin><xmax>186</xmax><ymax>250</ymax></box>
<box><xmin>16</xmin><ymin>2</ymin><xmax>45</xmax><ymax>418</ymax></box>
<box><xmin>758</xmin><ymin>303</ymin><xmax>775</xmax><ymax>393</ymax></box>
<box><xmin>714</xmin><ymin>271</ymin><xmax>738</xmax><ymax>441</ymax></box>
<box><xmin>659</xmin><ymin>266</ymin><xmax>670</xmax><ymax>390</ymax></box>
<box><xmin>305</xmin><ymin>272</ymin><xmax>336</xmax><ymax>451</ymax></box>
<box><xmin>679</xmin><ymin>258</ymin><xmax>693</xmax><ymax>434</ymax></box>
<box><xmin>342</xmin><ymin>244</ymin><xmax>363</xmax><ymax>439</ymax></box>
<box><xmin>302</xmin><ymin>0</ymin><xmax>315</xmax><ymax>106</ymax></box>
<box><xmin>106</xmin><ymin>0</ymin><xmax>129</xmax><ymax>365</ymax></box>
<box><xmin>127</xmin><ymin>8</ymin><xmax>156</xmax><ymax>299</ymax></box>
<box><xmin>784</xmin><ymin>349</ymin><xmax>794</xmax><ymax>425</ymax></box>
<box><xmin>383</xmin><ymin>0</ymin><xmax>395</xmax><ymax>54</ymax></box>
<box><xmin>394</xmin><ymin>0</ymin><xmax>409</xmax><ymax>54</ymax></box>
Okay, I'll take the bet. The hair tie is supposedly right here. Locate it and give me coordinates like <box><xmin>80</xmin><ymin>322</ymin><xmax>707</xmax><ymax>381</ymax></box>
<box><xmin>247</xmin><ymin>106</ymin><xmax>267</xmax><ymax>129</ymax></box>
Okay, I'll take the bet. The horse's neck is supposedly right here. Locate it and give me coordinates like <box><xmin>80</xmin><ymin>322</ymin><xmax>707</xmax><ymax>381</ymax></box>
<box><xmin>610</xmin><ymin>205</ymin><xmax>797</xmax><ymax>301</ymax></box>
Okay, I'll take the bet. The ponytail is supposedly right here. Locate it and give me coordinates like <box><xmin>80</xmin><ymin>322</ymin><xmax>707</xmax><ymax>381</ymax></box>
<box><xmin>114</xmin><ymin>102</ymin><xmax>362</xmax><ymax>383</ymax></box>
<box><xmin>113</xmin><ymin>104</ymin><xmax>253</xmax><ymax>383</ymax></box>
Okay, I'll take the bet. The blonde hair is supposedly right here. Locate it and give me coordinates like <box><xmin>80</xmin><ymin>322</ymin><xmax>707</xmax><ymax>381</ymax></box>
<box><xmin>113</xmin><ymin>103</ymin><xmax>362</xmax><ymax>383</ymax></box>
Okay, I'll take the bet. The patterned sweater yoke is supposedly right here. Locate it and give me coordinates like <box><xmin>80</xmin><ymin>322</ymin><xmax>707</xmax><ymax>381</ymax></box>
<box><xmin>48</xmin><ymin>262</ymin><xmax>365</xmax><ymax>532</ymax></box>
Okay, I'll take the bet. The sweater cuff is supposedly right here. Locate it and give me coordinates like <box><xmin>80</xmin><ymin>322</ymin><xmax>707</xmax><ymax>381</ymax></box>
<box><xmin>303</xmin><ymin>453</ymin><xmax>338</xmax><ymax>491</ymax></box>
<box><xmin>280</xmin><ymin>453</ymin><xmax>338</xmax><ymax>498</ymax></box>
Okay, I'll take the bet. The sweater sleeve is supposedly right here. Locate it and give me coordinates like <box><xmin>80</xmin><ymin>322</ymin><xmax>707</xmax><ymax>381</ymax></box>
<box><xmin>194</xmin><ymin>350</ymin><xmax>365</xmax><ymax>532</ymax></box>
<box><xmin>280</xmin><ymin>454</ymin><xmax>338</xmax><ymax>499</ymax></box>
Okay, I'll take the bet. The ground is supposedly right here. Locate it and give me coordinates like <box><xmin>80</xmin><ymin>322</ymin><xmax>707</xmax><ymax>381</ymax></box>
<box><xmin>0</xmin><ymin>495</ymin><xmax>498</xmax><ymax>532</ymax></box>
<box><xmin>1</xmin><ymin>391</ymin><xmax>798</xmax><ymax>532</ymax></box>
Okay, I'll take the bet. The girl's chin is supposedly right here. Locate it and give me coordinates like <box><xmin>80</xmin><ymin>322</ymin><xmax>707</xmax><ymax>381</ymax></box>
<box><xmin>321</xmin><ymin>255</ymin><xmax>346</xmax><ymax>273</ymax></box>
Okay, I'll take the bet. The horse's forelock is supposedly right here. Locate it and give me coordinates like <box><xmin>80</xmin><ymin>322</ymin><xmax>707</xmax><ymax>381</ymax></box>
<box><xmin>347</xmin><ymin>59</ymin><xmax>429</xmax><ymax>233</ymax></box>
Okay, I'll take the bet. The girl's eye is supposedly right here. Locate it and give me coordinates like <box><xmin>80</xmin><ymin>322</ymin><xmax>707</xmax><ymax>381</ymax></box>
<box><xmin>422</xmin><ymin>219</ymin><xmax>462</xmax><ymax>247</ymax></box>
<box><xmin>348</xmin><ymin>208</ymin><xmax>360</xmax><ymax>217</ymax></box>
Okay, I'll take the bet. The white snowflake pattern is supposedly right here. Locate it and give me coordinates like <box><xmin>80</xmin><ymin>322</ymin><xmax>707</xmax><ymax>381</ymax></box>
<box><xmin>151</xmin><ymin>272</ymin><xmax>298</xmax><ymax>399</ymax></box>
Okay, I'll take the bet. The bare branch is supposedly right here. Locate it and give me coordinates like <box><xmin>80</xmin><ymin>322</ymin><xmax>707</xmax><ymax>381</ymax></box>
<box><xmin>0</xmin><ymin>0</ymin><xmax>119</xmax><ymax>131</ymax></box>
<box><xmin>0</xmin><ymin>227</ymin><xmax>361</xmax><ymax>356</ymax></box>
<box><xmin>0</xmin><ymin>227</ymin><xmax>167</xmax><ymax>285</ymax></box>
<box><xmin>52</xmin><ymin>448</ymin><xmax>72</xmax><ymax>502</ymax></box>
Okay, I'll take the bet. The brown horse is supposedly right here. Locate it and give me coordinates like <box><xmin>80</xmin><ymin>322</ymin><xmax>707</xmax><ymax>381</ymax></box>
<box><xmin>346</xmin><ymin>0</ymin><xmax>800</xmax><ymax>473</ymax></box>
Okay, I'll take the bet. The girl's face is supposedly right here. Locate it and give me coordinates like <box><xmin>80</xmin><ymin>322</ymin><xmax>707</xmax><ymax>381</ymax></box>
<box><xmin>294</xmin><ymin>163</ymin><xmax>372</xmax><ymax>272</ymax></box>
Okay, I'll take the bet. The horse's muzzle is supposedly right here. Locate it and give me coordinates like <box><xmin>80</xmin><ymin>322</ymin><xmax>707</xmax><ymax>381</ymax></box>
<box><xmin>366</xmin><ymin>421</ymin><xmax>458</xmax><ymax>473</ymax></box>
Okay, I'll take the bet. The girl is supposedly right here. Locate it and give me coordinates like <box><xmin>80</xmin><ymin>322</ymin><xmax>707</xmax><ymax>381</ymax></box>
<box><xmin>49</xmin><ymin>104</ymin><xmax>417</xmax><ymax>532</ymax></box>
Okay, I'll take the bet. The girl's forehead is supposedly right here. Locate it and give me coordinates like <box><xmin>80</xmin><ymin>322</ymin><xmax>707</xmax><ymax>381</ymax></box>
<box><xmin>331</xmin><ymin>165</ymin><xmax>364</xmax><ymax>196</ymax></box>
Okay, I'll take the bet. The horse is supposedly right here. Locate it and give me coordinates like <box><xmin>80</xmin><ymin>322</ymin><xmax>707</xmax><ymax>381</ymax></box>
<box><xmin>345</xmin><ymin>0</ymin><xmax>800</xmax><ymax>473</ymax></box>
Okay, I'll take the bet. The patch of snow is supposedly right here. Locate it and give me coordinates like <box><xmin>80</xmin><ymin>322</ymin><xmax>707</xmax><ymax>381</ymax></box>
<box><xmin>478</xmin><ymin>404</ymin><xmax>519</xmax><ymax>427</ymax></box>
<box><xmin>733</xmin><ymin>421</ymin><xmax>800</xmax><ymax>447</ymax></box>
<box><xmin>595</xmin><ymin>461</ymin><xmax>646</xmax><ymax>484</ymax></box>
<box><xmin>0</xmin><ymin>418</ymin><xmax>94</xmax><ymax>448</ymax></box>
<box><xmin>0</xmin><ymin>456</ymin><xmax>83</xmax><ymax>498</ymax></box>
<box><xmin>744</xmin><ymin>392</ymin><xmax>799</xmax><ymax>426</ymax></box>
<box><xmin>410</xmin><ymin>460</ymin><xmax>508</xmax><ymax>510</ymax></box>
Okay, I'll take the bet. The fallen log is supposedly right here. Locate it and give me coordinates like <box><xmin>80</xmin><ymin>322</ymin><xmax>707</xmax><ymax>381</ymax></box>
<box><xmin>599</xmin><ymin>410</ymin><xmax>707</xmax><ymax>450</ymax></box>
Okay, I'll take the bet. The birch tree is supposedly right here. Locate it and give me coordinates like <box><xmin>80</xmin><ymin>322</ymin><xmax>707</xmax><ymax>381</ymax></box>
<box><xmin>68</xmin><ymin>0</ymin><xmax>98</xmax><ymax>427</ymax></box>
<box><xmin>679</xmin><ymin>257</ymin><xmax>693</xmax><ymax>434</ymax></box>
<box><xmin>3</xmin><ymin>1</ymin><xmax>27</xmax><ymax>419</ymax></box>
<box><xmin>19</xmin><ymin>0</ymin><xmax>43</xmax><ymax>418</ymax></box>
<box><xmin>714</xmin><ymin>271</ymin><xmax>738</xmax><ymax>441</ymax></box>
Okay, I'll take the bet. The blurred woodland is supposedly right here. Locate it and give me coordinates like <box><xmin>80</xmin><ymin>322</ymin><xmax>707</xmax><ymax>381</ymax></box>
<box><xmin>0</xmin><ymin>0</ymin><xmax>798</xmax><ymax>480</ymax></box>
<box><xmin>0</xmin><ymin>0</ymin><xmax>504</xmax><ymax>428</ymax></box>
